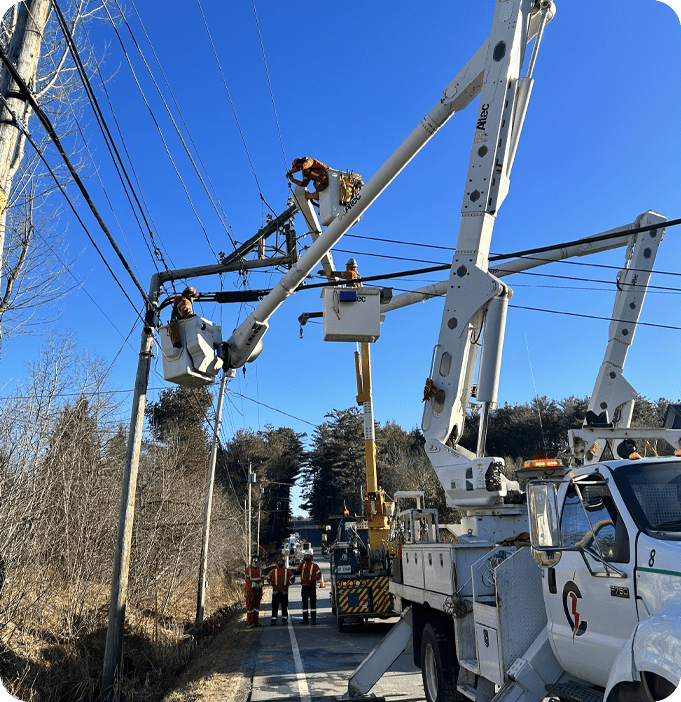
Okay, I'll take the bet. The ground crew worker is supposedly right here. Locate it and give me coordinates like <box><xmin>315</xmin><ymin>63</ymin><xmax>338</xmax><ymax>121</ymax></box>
<box><xmin>328</xmin><ymin>258</ymin><xmax>362</xmax><ymax>287</ymax></box>
<box><xmin>168</xmin><ymin>286</ymin><xmax>199</xmax><ymax>348</ymax></box>
<box><xmin>286</xmin><ymin>157</ymin><xmax>329</xmax><ymax>200</ymax></box>
<box><xmin>244</xmin><ymin>554</ymin><xmax>264</xmax><ymax>629</ymax></box>
<box><xmin>296</xmin><ymin>549</ymin><xmax>322</xmax><ymax>625</ymax></box>
<box><xmin>266</xmin><ymin>556</ymin><xmax>295</xmax><ymax>625</ymax></box>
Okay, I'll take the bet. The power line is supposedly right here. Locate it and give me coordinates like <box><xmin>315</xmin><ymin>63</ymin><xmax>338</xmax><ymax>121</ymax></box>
<box><xmin>251</xmin><ymin>0</ymin><xmax>287</xmax><ymax>171</ymax></box>
<box><xmin>100</xmin><ymin>1</ymin><xmax>223</xmax><ymax>260</ymax></box>
<box><xmin>195</xmin><ymin>0</ymin><xmax>265</xmax><ymax>198</ymax></box>
<box><xmin>297</xmin><ymin>218</ymin><xmax>681</xmax><ymax>291</ymax></box>
<box><xmin>51</xmin><ymin>2</ymin><xmax>154</xmax><ymax>282</ymax></box>
<box><xmin>127</xmin><ymin>0</ymin><xmax>236</xmax><ymax>247</ymax></box>
<box><xmin>0</xmin><ymin>41</ymin><xmax>149</xmax><ymax>306</ymax></box>
<box><xmin>230</xmin><ymin>390</ymin><xmax>317</xmax><ymax>427</ymax></box>
<box><xmin>510</xmin><ymin>304</ymin><xmax>681</xmax><ymax>331</ymax></box>
<box><xmin>0</xmin><ymin>92</ymin><xmax>144</xmax><ymax>317</ymax></box>
<box><xmin>345</xmin><ymin>221</ymin><xmax>681</xmax><ymax>278</ymax></box>
<box><xmin>121</xmin><ymin>0</ymin><xmax>238</xmax><ymax>250</ymax></box>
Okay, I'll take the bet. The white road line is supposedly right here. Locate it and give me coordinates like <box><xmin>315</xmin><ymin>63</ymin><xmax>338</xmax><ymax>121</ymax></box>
<box><xmin>287</xmin><ymin>619</ymin><xmax>312</xmax><ymax>702</ymax></box>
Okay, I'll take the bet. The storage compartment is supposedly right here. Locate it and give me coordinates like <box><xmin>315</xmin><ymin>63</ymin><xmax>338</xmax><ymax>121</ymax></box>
<box><xmin>475</xmin><ymin>623</ymin><xmax>503</xmax><ymax>685</ymax></box>
<box><xmin>423</xmin><ymin>546</ymin><xmax>456</xmax><ymax>595</ymax></box>
<box><xmin>401</xmin><ymin>548</ymin><xmax>424</xmax><ymax>589</ymax></box>
<box><xmin>322</xmin><ymin>286</ymin><xmax>381</xmax><ymax>342</ymax></box>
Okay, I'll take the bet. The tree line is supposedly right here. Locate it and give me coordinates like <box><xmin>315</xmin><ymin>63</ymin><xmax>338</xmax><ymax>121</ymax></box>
<box><xmin>298</xmin><ymin>394</ymin><xmax>678</xmax><ymax>526</ymax></box>
<box><xmin>0</xmin><ymin>334</ymin><xmax>676</xmax><ymax>700</ymax></box>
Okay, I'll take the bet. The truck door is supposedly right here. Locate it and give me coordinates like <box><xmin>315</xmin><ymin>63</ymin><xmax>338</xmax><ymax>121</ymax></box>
<box><xmin>544</xmin><ymin>476</ymin><xmax>638</xmax><ymax>688</ymax></box>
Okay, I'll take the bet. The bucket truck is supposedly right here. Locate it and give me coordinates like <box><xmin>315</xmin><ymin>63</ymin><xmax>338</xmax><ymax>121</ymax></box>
<box><xmin>329</xmin><ymin>2</ymin><xmax>681</xmax><ymax>702</ymax></box>
<box><xmin>154</xmin><ymin>0</ymin><xmax>680</xmax><ymax>697</ymax></box>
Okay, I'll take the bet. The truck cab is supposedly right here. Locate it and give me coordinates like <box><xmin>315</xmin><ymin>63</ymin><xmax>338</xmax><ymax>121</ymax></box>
<box><xmin>529</xmin><ymin>457</ymin><xmax>681</xmax><ymax>701</ymax></box>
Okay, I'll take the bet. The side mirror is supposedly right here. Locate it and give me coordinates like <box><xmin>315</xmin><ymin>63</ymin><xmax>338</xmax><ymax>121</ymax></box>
<box><xmin>527</xmin><ymin>482</ymin><xmax>561</xmax><ymax>566</ymax></box>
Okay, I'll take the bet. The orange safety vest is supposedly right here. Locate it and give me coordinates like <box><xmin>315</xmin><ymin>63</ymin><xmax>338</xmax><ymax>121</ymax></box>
<box><xmin>297</xmin><ymin>561</ymin><xmax>321</xmax><ymax>586</ymax></box>
<box><xmin>289</xmin><ymin>158</ymin><xmax>329</xmax><ymax>190</ymax></box>
<box><xmin>268</xmin><ymin>566</ymin><xmax>295</xmax><ymax>592</ymax></box>
<box><xmin>171</xmin><ymin>295</ymin><xmax>194</xmax><ymax>322</ymax></box>
<box><xmin>341</xmin><ymin>269</ymin><xmax>361</xmax><ymax>288</ymax></box>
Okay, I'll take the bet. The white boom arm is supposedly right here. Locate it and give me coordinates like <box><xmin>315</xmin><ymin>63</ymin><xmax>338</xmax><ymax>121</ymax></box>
<box><xmin>380</xmin><ymin>215</ymin><xmax>661</xmax><ymax>313</ymax></box>
<box><xmin>421</xmin><ymin>0</ymin><xmax>554</xmax><ymax>510</ymax></box>
<box><xmin>224</xmin><ymin>1</ymin><xmax>553</xmax><ymax>369</ymax></box>
<box><xmin>568</xmin><ymin>211</ymin><xmax>681</xmax><ymax>463</ymax></box>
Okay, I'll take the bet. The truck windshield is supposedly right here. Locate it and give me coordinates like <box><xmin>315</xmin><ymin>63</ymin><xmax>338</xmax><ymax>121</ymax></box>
<box><xmin>614</xmin><ymin>460</ymin><xmax>681</xmax><ymax>540</ymax></box>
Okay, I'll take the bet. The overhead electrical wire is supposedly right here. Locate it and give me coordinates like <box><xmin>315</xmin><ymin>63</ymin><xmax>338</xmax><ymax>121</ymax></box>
<box><xmin>119</xmin><ymin>0</ymin><xmax>238</xmax><ymax>249</ymax></box>
<box><xmin>299</xmin><ymin>217</ymin><xmax>681</xmax><ymax>291</ymax></box>
<box><xmin>0</xmin><ymin>92</ymin><xmax>144</xmax><ymax>316</ymax></box>
<box><xmin>194</xmin><ymin>0</ymin><xmax>266</xmax><ymax>198</ymax></box>
<box><xmin>0</xmin><ymin>43</ymin><xmax>149</xmax><ymax>307</ymax></box>
<box><xmin>250</xmin><ymin>0</ymin><xmax>287</xmax><ymax>172</ymax></box>
<box><xmin>87</xmin><ymin>51</ymin><xmax>178</xmax><ymax>275</ymax></box>
<box><xmin>32</xmin><ymin>222</ymin><xmax>142</xmax><ymax>352</ymax></box>
<box><xmin>510</xmin><ymin>305</ymin><xmax>681</xmax><ymax>331</ymax></box>
<box><xmin>346</xmin><ymin>222</ymin><xmax>681</xmax><ymax>279</ymax></box>
<box><xmin>51</xmin><ymin>2</ymin><xmax>155</xmax><ymax>282</ymax></box>
<box><xmin>101</xmin><ymin>1</ymin><xmax>224</xmax><ymax>260</ymax></box>
<box><xmin>127</xmin><ymin>0</ymin><xmax>236</xmax><ymax>243</ymax></box>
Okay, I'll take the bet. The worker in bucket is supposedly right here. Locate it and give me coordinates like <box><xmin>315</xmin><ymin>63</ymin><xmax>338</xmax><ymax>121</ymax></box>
<box><xmin>296</xmin><ymin>549</ymin><xmax>322</xmax><ymax>625</ymax></box>
<box><xmin>266</xmin><ymin>556</ymin><xmax>295</xmax><ymax>625</ymax></box>
<box><xmin>244</xmin><ymin>554</ymin><xmax>264</xmax><ymax>629</ymax></box>
<box><xmin>168</xmin><ymin>286</ymin><xmax>198</xmax><ymax>348</ymax></box>
<box><xmin>286</xmin><ymin>157</ymin><xmax>329</xmax><ymax>200</ymax></box>
<box><xmin>327</xmin><ymin>258</ymin><xmax>362</xmax><ymax>288</ymax></box>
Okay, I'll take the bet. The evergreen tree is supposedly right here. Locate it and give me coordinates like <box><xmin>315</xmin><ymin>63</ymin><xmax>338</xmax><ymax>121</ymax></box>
<box><xmin>301</xmin><ymin>408</ymin><xmax>365</xmax><ymax>524</ymax></box>
<box><xmin>145</xmin><ymin>385</ymin><xmax>213</xmax><ymax>476</ymax></box>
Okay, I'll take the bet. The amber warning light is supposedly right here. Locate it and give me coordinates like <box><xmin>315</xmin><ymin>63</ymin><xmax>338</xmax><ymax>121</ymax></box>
<box><xmin>523</xmin><ymin>458</ymin><xmax>560</xmax><ymax>469</ymax></box>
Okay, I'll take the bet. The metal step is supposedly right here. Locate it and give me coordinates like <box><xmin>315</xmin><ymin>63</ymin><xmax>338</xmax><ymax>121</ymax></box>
<box><xmin>546</xmin><ymin>682</ymin><xmax>605</xmax><ymax>702</ymax></box>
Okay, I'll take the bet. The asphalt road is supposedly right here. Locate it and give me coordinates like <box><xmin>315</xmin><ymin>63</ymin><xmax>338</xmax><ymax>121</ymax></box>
<box><xmin>247</xmin><ymin>519</ymin><xmax>426</xmax><ymax>702</ymax></box>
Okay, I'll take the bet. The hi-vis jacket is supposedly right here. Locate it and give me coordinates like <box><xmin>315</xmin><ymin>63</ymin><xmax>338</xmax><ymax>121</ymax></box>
<box><xmin>287</xmin><ymin>157</ymin><xmax>329</xmax><ymax>192</ymax></box>
<box><xmin>267</xmin><ymin>566</ymin><xmax>295</xmax><ymax>592</ymax></box>
<box><xmin>171</xmin><ymin>295</ymin><xmax>194</xmax><ymax>322</ymax></box>
<box><xmin>296</xmin><ymin>560</ymin><xmax>322</xmax><ymax>586</ymax></box>
<box><xmin>245</xmin><ymin>565</ymin><xmax>264</xmax><ymax>592</ymax></box>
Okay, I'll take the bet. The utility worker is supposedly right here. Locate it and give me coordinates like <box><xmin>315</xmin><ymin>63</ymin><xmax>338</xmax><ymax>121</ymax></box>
<box><xmin>168</xmin><ymin>286</ymin><xmax>199</xmax><ymax>348</ymax></box>
<box><xmin>266</xmin><ymin>556</ymin><xmax>295</xmax><ymax>625</ymax></box>
<box><xmin>244</xmin><ymin>554</ymin><xmax>264</xmax><ymax>629</ymax></box>
<box><xmin>286</xmin><ymin>157</ymin><xmax>329</xmax><ymax>200</ymax></box>
<box><xmin>296</xmin><ymin>549</ymin><xmax>322</xmax><ymax>625</ymax></box>
<box><xmin>328</xmin><ymin>258</ymin><xmax>362</xmax><ymax>288</ymax></box>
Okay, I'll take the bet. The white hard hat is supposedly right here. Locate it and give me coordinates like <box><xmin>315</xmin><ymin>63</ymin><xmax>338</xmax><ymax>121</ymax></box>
<box><xmin>346</xmin><ymin>258</ymin><xmax>357</xmax><ymax>268</ymax></box>
<box><xmin>305</xmin><ymin>549</ymin><xmax>313</xmax><ymax>556</ymax></box>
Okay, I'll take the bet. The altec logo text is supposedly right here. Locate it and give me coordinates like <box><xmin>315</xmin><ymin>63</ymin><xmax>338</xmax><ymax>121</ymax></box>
<box><xmin>476</xmin><ymin>103</ymin><xmax>490</xmax><ymax>130</ymax></box>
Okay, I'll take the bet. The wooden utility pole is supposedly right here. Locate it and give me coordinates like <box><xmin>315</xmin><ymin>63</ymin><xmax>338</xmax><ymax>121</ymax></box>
<box><xmin>101</xmin><ymin>276</ymin><xmax>160</xmax><ymax>702</ymax></box>
<box><xmin>247</xmin><ymin>463</ymin><xmax>253</xmax><ymax>564</ymax></box>
<box><xmin>101</xmin><ymin>213</ymin><xmax>299</xmax><ymax>701</ymax></box>
<box><xmin>195</xmin><ymin>368</ymin><xmax>230</xmax><ymax>628</ymax></box>
<box><xmin>0</xmin><ymin>0</ymin><xmax>50</xmax><ymax>285</ymax></box>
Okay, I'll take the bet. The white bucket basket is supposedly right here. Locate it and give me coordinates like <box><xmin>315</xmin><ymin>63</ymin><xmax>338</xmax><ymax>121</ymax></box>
<box><xmin>159</xmin><ymin>316</ymin><xmax>223</xmax><ymax>387</ymax></box>
<box><xmin>322</xmin><ymin>286</ymin><xmax>381</xmax><ymax>342</ymax></box>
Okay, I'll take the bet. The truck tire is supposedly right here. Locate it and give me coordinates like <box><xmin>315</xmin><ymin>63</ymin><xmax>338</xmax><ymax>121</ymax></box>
<box><xmin>421</xmin><ymin>622</ymin><xmax>460</xmax><ymax>702</ymax></box>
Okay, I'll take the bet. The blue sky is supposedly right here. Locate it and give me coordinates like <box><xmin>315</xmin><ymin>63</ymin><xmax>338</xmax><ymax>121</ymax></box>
<box><xmin>2</xmin><ymin>0</ymin><xmax>681</xmax><ymax>455</ymax></box>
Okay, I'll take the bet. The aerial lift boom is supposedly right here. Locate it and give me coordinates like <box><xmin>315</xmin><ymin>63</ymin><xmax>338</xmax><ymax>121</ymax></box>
<box><xmin>223</xmin><ymin>2</ymin><xmax>554</xmax><ymax>371</ymax></box>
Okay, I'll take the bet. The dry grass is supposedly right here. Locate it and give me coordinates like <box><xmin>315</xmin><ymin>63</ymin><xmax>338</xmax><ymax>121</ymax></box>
<box><xmin>0</xmin><ymin>574</ymin><xmax>245</xmax><ymax>702</ymax></box>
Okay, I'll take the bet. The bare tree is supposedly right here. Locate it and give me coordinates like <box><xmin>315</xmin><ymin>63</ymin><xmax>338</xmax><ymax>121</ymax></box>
<box><xmin>0</xmin><ymin>0</ymin><xmax>115</xmax><ymax>344</ymax></box>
